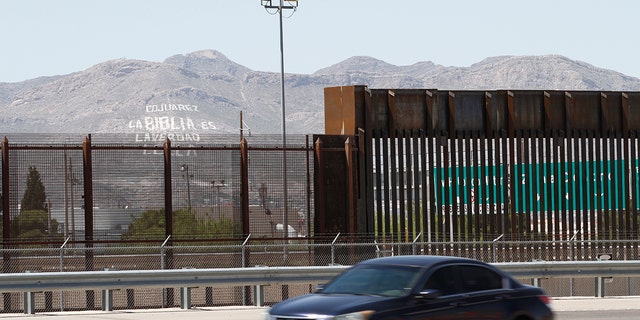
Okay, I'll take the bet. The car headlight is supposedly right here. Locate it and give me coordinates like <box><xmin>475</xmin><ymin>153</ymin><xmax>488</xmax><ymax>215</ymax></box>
<box><xmin>332</xmin><ymin>310</ymin><xmax>375</xmax><ymax>320</ymax></box>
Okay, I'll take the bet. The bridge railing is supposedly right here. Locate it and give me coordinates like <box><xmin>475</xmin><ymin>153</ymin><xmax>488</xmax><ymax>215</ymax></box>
<box><xmin>2</xmin><ymin>260</ymin><xmax>639</xmax><ymax>314</ymax></box>
<box><xmin>1</xmin><ymin>237</ymin><xmax>640</xmax><ymax>313</ymax></box>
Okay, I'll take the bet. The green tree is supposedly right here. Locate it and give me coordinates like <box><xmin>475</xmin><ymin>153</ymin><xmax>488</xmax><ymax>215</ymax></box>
<box><xmin>10</xmin><ymin>166</ymin><xmax>62</xmax><ymax>241</ymax></box>
<box><xmin>11</xmin><ymin>210</ymin><xmax>62</xmax><ymax>241</ymax></box>
<box><xmin>121</xmin><ymin>208</ymin><xmax>241</xmax><ymax>241</ymax></box>
<box><xmin>21</xmin><ymin>166</ymin><xmax>47</xmax><ymax>212</ymax></box>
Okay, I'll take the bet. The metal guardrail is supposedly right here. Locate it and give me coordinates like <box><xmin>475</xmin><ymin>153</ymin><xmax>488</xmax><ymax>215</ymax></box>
<box><xmin>496</xmin><ymin>260</ymin><xmax>640</xmax><ymax>278</ymax></box>
<box><xmin>0</xmin><ymin>265</ymin><xmax>348</xmax><ymax>293</ymax></box>
<box><xmin>2</xmin><ymin>260</ymin><xmax>639</xmax><ymax>314</ymax></box>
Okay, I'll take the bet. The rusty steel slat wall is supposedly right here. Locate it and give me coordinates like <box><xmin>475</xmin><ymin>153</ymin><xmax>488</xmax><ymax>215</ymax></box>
<box><xmin>324</xmin><ymin>86</ymin><xmax>640</xmax><ymax>246</ymax></box>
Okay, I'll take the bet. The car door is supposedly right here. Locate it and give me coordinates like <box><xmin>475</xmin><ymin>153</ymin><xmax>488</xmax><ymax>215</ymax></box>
<box><xmin>453</xmin><ymin>264</ymin><xmax>509</xmax><ymax>320</ymax></box>
<box><xmin>401</xmin><ymin>265</ymin><xmax>462</xmax><ymax>320</ymax></box>
<box><xmin>402</xmin><ymin>264</ymin><xmax>507</xmax><ymax>320</ymax></box>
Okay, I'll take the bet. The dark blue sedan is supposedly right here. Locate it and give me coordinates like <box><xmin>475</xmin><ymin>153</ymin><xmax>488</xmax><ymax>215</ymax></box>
<box><xmin>265</xmin><ymin>255</ymin><xmax>553</xmax><ymax>320</ymax></box>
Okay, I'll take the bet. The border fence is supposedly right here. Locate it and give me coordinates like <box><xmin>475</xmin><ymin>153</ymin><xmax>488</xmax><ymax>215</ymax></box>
<box><xmin>3</xmin><ymin>86</ymin><xmax>640</xmax><ymax>312</ymax></box>
<box><xmin>1</xmin><ymin>133</ymin><xmax>315</xmax><ymax>245</ymax></box>
<box><xmin>322</xmin><ymin>87</ymin><xmax>640</xmax><ymax>242</ymax></box>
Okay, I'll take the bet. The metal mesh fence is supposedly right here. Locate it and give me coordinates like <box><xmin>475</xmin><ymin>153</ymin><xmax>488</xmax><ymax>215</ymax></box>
<box><xmin>1</xmin><ymin>134</ymin><xmax>314</xmax><ymax>244</ymax></box>
<box><xmin>247</xmin><ymin>147</ymin><xmax>312</xmax><ymax>239</ymax></box>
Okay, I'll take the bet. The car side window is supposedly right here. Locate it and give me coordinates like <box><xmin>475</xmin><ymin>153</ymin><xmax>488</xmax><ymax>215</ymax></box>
<box><xmin>458</xmin><ymin>265</ymin><xmax>503</xmax><ymax>293</ymax></box>
<box><xmin>423</xmin><ymin>266</ymin><xmax>460</xmax><ymax>296</ymax></box>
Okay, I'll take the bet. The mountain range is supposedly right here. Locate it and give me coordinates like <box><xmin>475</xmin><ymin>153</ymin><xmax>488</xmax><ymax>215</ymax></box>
<box><xmin>2</xmin><ymin>50</ymin><xmax>640</xmax><ymax>136</ymax></box>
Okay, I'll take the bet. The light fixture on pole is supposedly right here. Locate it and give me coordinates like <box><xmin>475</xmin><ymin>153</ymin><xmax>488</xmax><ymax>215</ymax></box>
<box><xmin>261</xmin><ymin>0</ymin><xmax>298</xmax><ymax>243</ymax></box>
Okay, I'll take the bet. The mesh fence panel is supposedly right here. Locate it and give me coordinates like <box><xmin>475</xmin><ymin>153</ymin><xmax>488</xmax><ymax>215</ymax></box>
<box><xmin>247</xmin><ymin>146</ymin><xmax>313</xmax><ymax>239</ymax></box>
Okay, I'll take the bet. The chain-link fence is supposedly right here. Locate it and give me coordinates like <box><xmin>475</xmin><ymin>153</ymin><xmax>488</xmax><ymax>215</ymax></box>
<box><xmin>1</xmin><ymin>236</ymin><xmax>639</xmax><ymax>313</ymax></box>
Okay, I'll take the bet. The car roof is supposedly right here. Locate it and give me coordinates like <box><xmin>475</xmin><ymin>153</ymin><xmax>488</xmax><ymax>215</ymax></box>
<box><xmin>356</xmin><ymin>255</ymin><xmax>486</xmax><ymax>269</ymax></box>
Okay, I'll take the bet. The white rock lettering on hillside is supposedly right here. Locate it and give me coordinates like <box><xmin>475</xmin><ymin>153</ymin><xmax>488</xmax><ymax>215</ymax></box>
<box><xmin>146</xmin><ymin>104</ymin><xmax>199</xmax><ymax>112</ymax></box>
<box><xmin>127</xmin><ymin>103</ymin><xmax>218</xmax><ymax>132</ymax></box>
<box><xmin>127</xmin><ymin>103</ymin><xmax>218</xmax><ymax>156</ymax></box>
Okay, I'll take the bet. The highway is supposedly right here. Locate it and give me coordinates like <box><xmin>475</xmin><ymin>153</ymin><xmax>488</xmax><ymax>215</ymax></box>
<box><xmin>1</xmin><ymin>297</ymin><xmax>639</xmax><ymax>319</ymax></box>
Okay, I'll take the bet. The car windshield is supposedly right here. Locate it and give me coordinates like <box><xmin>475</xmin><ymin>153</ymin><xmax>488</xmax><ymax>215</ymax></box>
<box><xmin>320</xmin><ymin>264</ymin><xmax>422</xmax><ymax>297</ymax></box>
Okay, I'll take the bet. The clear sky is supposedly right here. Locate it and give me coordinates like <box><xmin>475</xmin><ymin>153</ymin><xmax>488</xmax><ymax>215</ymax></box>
<box><xmin>1</xmin><ymin>0</ymin><xmax>639</xmax><ymax>83</ymax></box>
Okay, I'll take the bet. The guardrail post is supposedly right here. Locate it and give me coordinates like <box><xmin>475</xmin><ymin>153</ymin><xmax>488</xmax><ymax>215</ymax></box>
<box><xmin>102</xmin><ymin>288</ymin><xmax>113</xmax><ymax>311</ymax></box>
<box><xmin>253</xmin><ymin>265</ymin><xmax>267</xmax><ymax>306</ymax></box>
<box><xmin>595</xmin><ymin>253</ymin><xmax>612</xmax><ymax>298</ymax></box>
<box><xmin>180</xmin><ymin>287</ymin><xmax>192</xmax><ymax>309</ymax></box>
<box><xmin>254</xmin><ymin>285</ymin><xmax>265</xmax><ymax>307</ymax></box>
<box><xmin>23</xmin><ymin>271</ymin><xmax>36</xmax><ymax>315</ymax></box>
<box><xmin>180</xmin><ymin>267</ymin><xmax>194</xmax><ymax>309</ymax></box>
<box><xmin>532</xmin><ymin>278</ymin><xmax>540</xmax><ymax>287</ymax></box>
<box><xmin>102</xmin><ymin>268</ymin><xmax>116</xmax><ymax>311</ymax></box>
<box><xmin>595</xmin><ymin>277</ymin><xmax>605</xmax><ymax>298</ymax></box>
<box><xmin>23</xmin><ymin>291</ymin><xmax>36</xmax><ymax>315</ymax></box>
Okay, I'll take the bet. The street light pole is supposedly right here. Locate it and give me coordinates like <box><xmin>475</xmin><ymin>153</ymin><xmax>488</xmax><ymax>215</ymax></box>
<box><xmin>261</xmin><ymin>0</ymin><xmax>298</xmax><ymax>243</ymax></box>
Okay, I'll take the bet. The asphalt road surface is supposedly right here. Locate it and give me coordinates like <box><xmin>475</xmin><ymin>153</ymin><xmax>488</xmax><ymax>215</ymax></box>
<box><xmin>1</xmin><ymin>297</ymin><xmax>639</xmax><ymax>319</ymax></box>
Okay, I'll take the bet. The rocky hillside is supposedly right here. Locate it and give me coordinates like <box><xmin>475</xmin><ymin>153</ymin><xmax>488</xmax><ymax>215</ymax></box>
<box><xmin>1</xmin><ymin>50</ymin><xmax>640</xmax><ymax>135</ymax></box>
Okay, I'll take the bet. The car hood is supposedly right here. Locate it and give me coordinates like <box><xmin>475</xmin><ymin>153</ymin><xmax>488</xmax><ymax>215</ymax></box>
<box><xmin>269</xmin><ymin>293</ymin><xmax>394</xmax><ymax>317</ymax></box>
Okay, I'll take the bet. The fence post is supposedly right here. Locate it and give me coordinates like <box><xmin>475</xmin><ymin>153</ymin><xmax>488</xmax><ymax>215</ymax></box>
<box><xmin>569</xmin><ymin>230</ymin><xmax>580</xmax><ymax>296</ymax></box>
<box><xmin>331</xmin><ymin>233</ymin><xmax>340</xmax><ymax>265</ymax></box>
<box><xmin>492</xmin><ymin>234</ymin><xmax>504</xmax><ymax>263</ymax></box>
<box><xmin>160</xmin><ymin>235</ymin><xmax>171</xmax><ymax>307</ymax></box>
<box><xmin>412</xmin><ymin>232</ymin><xmax>422</xmax><ymax>255</ymax></box>
<box><xmin>82</xmin><ymin>135</ymin><xmax>96</xmax><ymax>310</ymax></box>
<box><xmin>59</xmin><ymin>237</ymin><xmax>70</xmax><ymax>311</ymax></box>
<box><xmin>2</xmin><ymin>137</ymin><xmax>13</xmax><ymax>312</ymax></box>
<box><xmin>242</xmin><ymin>234</ymin><xmax>251</xmax><ymax>306</ymax></box>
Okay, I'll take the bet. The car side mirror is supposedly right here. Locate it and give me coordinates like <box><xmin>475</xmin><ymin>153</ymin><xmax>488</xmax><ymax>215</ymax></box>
<box><xmin>313</xmin><ymin>284</ymin><xmax>325</xmax><ymax>293</ymax></box>
<box><xmin>416</xmin><ymin>289</ymin><xmax>442</xmax><ymax>300</ymax></box>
